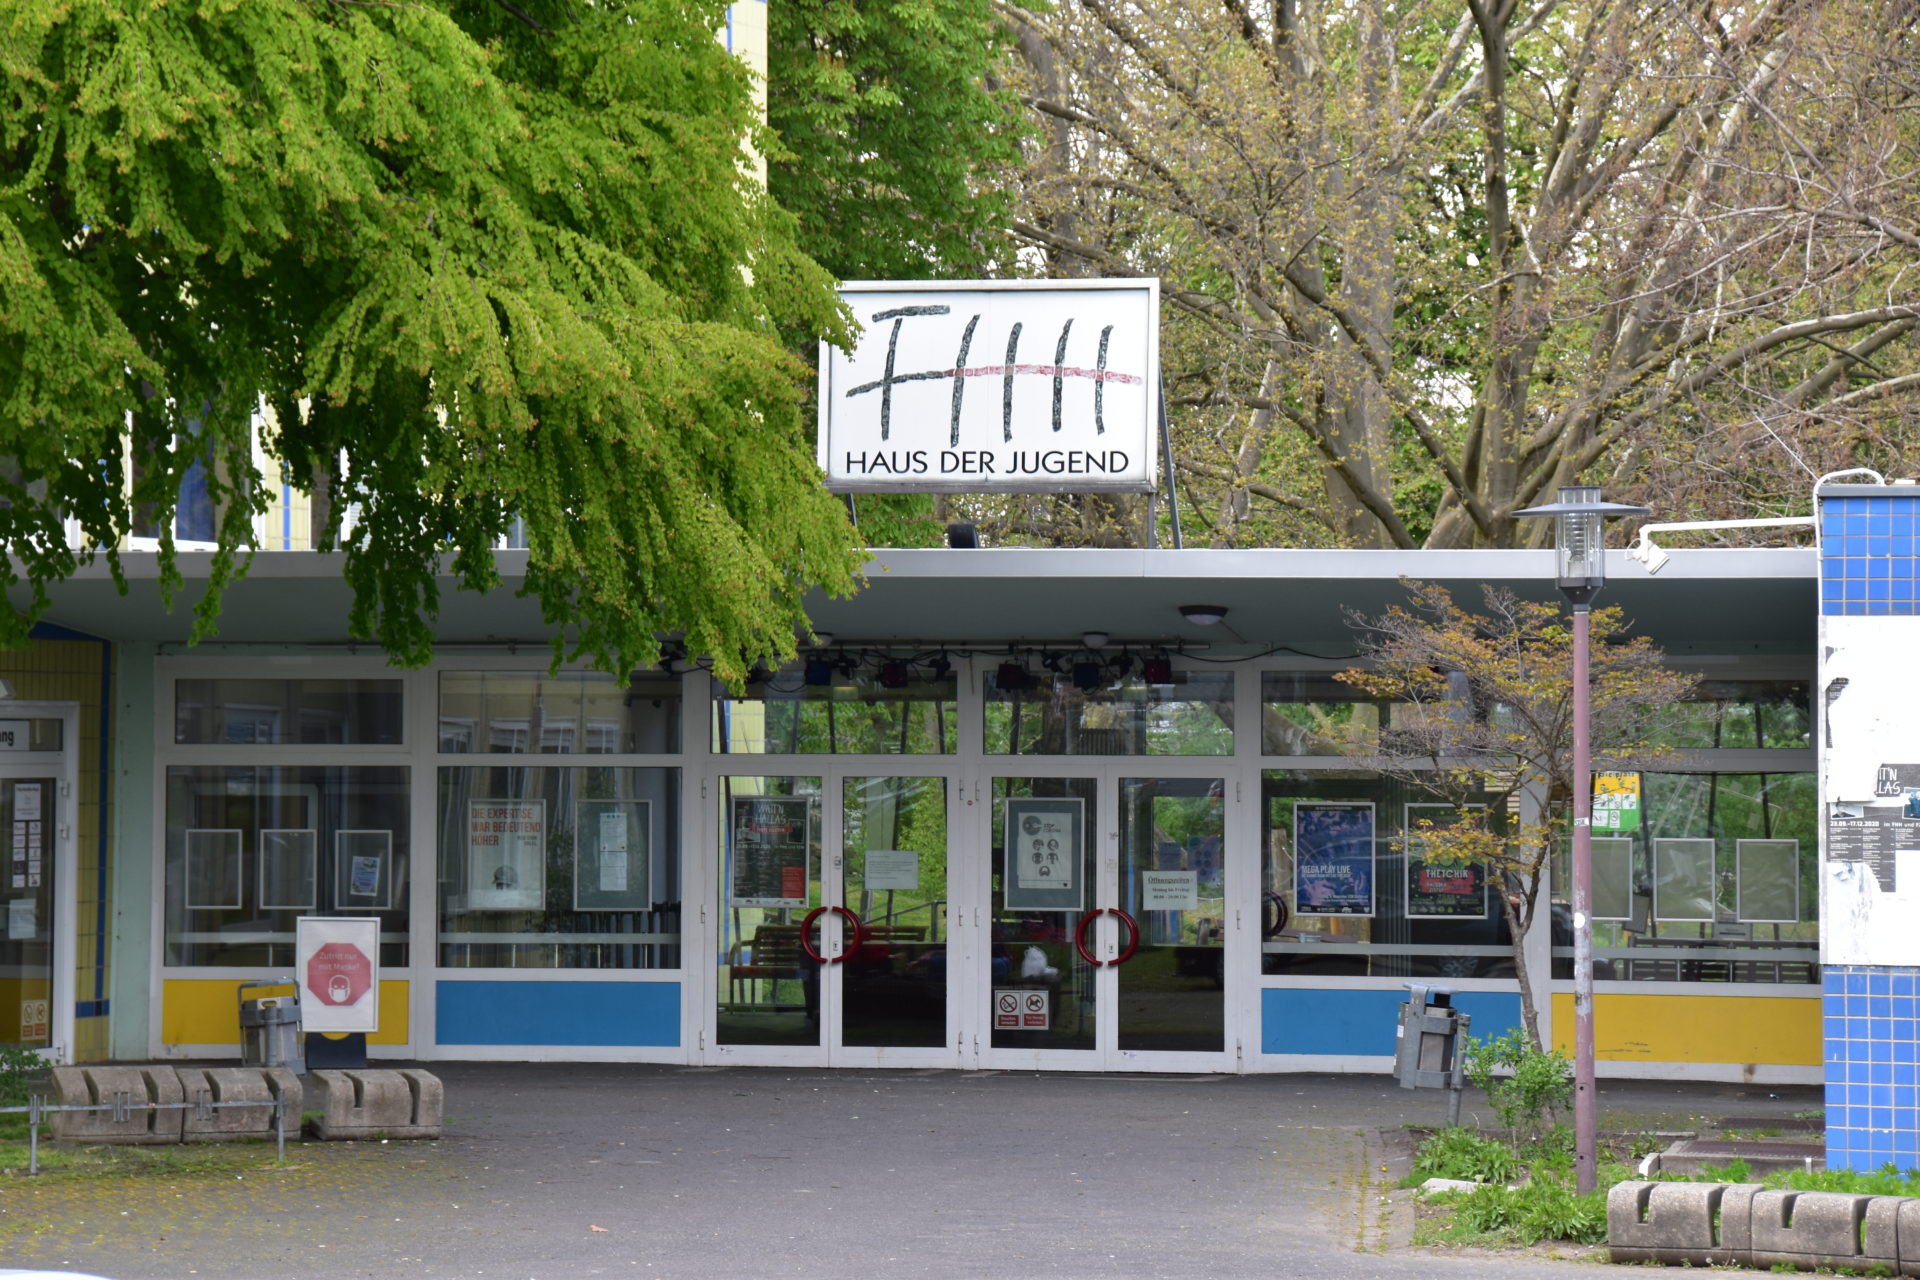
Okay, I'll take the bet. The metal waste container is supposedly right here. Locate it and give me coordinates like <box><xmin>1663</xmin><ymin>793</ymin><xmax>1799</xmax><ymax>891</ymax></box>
<box><xmin>239</xmin><ymin>979</ymin><xmax>305</xmax><ymax>1074</ymax></box>
<box><xmin>1396</xmin><ymin>983</ymin><xmax>1470</xmax><ymax>1123</ymax></box>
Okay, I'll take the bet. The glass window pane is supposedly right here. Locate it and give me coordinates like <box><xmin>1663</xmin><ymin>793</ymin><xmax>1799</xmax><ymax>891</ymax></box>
<box><xmin>164</xmin><ymin>766</ymin><xmax>410</xmax><ymax>966</ymax></box>
<box><xmin>1653</xmin><ymin>680</ymin><xmax>1811</xmax><ymax>750</ymax></box>
<box><xmin>1261</xmin><ymin>672</ymin><xmax>1388</xmax><ymax>755</ymax></box>
<box><xmin>437</xmin><ymin>766</ymin><xmax>681</xmax><ymax>969</ymax></box>
<box><xmin>713</xmin><ymin>671</ymin><xmax>957</xmax><ymax>755</ymax></box>
<box><xmin>174</xmin><ymin>679</ymin><xmax>403</xmax><ymax>745</ymax></box>
<box><xmin>717</xmin><ymin>775</ymin><xmax>823</xmax><ymax>1046</ymax></box>
<box><xmin>438</xmin><ymin>672</ymin><xmax>680</xmax><ymax>755</ymax></box>
<box><xmin>1259</xmin><ymin>771</ymin><xmax>1510</xmax><ymax>980</ymax></box>
<box><xmin>1550</xmin><ymin>772</ymin><xmax>1817</xmax><ymax>985</ymax></box>
<box><xmin>986</xmin><ymin>670</ymin><xmax>1232</xmax><ymax>755</ymax></box>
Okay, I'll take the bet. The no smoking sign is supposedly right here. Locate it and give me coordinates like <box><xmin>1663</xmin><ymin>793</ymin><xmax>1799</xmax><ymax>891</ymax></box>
<box><xmin>991</xmin><ymin>988</ymin><xmax>1050</xmax><ymax>1031</ymax></box>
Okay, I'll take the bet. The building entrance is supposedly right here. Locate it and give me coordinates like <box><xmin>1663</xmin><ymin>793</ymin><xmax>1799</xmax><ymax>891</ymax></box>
<box><xmin>981</xmin><ymin>769</ymin><xmax>1232</xmax><ymax>1071</ymax></box>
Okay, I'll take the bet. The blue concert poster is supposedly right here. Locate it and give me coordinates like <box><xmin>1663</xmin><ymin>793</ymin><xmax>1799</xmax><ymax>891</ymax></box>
<box><xmin>1293</xmin><ymin>802</ymin><xmax>1376</xmax><ymax>917</ymax></box>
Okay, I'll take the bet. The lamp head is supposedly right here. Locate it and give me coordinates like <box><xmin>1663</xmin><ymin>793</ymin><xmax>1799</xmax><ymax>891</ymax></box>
<box><xmin>1513</xmin><ymin>485</ymin><xmax>1650</xmax><ymax>605</ymax></box>
<box><xmin>1179</xmin><ymin>605</ymin><xmax>1228</xmax><ymax>627</ymax></box>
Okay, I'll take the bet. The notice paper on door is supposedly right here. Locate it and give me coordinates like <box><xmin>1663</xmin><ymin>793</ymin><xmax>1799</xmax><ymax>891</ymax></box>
<box><xmin>1141</xmin><ymin>870</ymin><xmax>1199</xmax><ymax>911</ymax></box>
<box><xmin>864</xmin><ymin>849</ymin><xmax>919</xmax><ymax>891</ymax></box>
<box><xmin>599</xmin><ymin>847</ymin><xmax>629</xmax><ymax>893</ymax></box>
<box><xmin>7</xmin><ymin>898</ymin><xmax>34</xmax><ymax>940</ymax></box>
<box><xmin>13</xmin><ymin>784</ymin><xmax>41</xmax><ymax>822</ymax></box>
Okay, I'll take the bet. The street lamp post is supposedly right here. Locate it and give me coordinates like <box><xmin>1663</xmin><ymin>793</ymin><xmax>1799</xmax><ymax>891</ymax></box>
<box><xmin>1514</xmin><ymin>484</ymin><xmax>1649</xmax><ymax>1196</ymax></box>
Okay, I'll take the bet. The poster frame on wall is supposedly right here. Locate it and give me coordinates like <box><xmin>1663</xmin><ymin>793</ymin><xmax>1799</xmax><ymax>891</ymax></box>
<box><xmin>335</xmin><ymin>829</ymin><xmax>394</xmax><ymax>911</ymax></box>
<box><xmin>258</xmin><ymin>827</ymin><xmax>317</xmax><ymax>911</ymax></box>
<box><xmin>185</xmin><ymin>828</ymin><xmax>245</xmax><ymax>910</ymax></box>
<box><xmin>465</xmin><ymin>799</ymin><xmax>546</xmax><ymax>911</ymax></box>
<box><xmin>1003</xmin><ymin>796</ymin><xmax>1085</xmax><ymax>912</ymax></box>
<box><xmin>1294</xmin><ymin>801</ymin><xmax>1376</xmax><ymax>918</ymax></box>
<box><xmin>1653</xmin><ymin>837</ymin><xmax>1717</xmax><ymax>922</ymax></box>
<box><xmin>1402</xmin><ymin>803</ymin><xmax>1488</xmax><ymax>920</ymax></box>
<box><xmin>1736</xmin><ymin>838</ymin><xmax>1801</xmax><ymax>924</ymax></box>
<box><xmin>729</xmin><ymin>795</ymin><xmax>817</xmax><ymax>909</ymax></box>
<box><xmin>1591</xmin><ymin>836</ymin><xmax>1637</xmax><ymax>922</ymax></box>
<box><xmin>575</xmin><ymin>798</ymin><xmax>652</xmax><ymax>912</ymax></box>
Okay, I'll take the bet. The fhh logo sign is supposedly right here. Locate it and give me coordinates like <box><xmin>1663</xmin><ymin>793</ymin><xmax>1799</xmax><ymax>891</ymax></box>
<box><xmin>820</xmin><ymin>281</ymin><xmax>1160</xmax><ymax>494</ymax></box>
<box><xmin>295</xmin><ymin>917</ymin><xmax>382</xmax><ymax>1034</ymax></box>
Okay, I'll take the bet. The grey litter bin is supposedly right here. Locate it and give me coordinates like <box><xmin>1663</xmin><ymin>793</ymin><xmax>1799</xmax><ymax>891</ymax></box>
<box><xmin>238</xmin><ymin>979</ymin><xmax>305</xmax><ymax>1075</ymax></box>
<box><xmin>1396</xmin><ymin>983</ymin><xmax>1470</xmax><ymax>1124</ymax></box>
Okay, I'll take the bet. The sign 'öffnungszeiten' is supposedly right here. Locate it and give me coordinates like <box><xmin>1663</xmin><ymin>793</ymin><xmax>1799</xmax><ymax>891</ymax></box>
<box><xmin>818</xmin><ymin>280</ymin><xmax>1160</xmax><ymax>493</ymax></box>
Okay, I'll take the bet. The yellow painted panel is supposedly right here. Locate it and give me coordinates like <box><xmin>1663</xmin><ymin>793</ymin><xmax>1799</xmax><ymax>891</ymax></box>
<box><xmin>162</xmin><ymin>979</ymin><xmax>410</xmax><ymax>1047</ymax></box>
<box><xmin>1550</xmin><ymin>992</ymin><xmax>1819</xmax><ymax>1066</ymax></box>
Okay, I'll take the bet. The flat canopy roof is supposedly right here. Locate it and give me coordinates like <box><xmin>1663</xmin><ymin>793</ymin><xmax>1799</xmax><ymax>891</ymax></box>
<box><xmin>15</xmin><ymin>545</ymin><xmax>1816</xmax><ymax>658</ymax></box>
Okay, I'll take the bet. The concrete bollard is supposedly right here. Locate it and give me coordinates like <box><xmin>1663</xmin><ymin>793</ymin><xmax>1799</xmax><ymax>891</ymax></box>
<box><xmin>1747</xmin><ymin>1189</ymin><xmax>1882</xmax><ymax>1273</ymax></box>
<box><xmin>1607</xmin><ymin>1180</ymin><xmax>1737</xmax><ymax>1266</ymax></box>
<box><xmin>176</xmin><ymin>1067</ymin><xmax>302</xmax><ymax>1142</ymax></box>
<box><xmin>306</xmin><ymin>1068</ymin><xmax>442</xmax><ymax>1140</ymax></box>
<box><xmin>48</xmin><ymin>1066</ymin><xmax>185</xmax><ymax>1144</ymax></box>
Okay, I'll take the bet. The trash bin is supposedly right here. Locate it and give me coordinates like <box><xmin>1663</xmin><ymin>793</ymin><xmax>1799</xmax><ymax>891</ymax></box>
<box><xmin>1396</xmin><ymin>983</ymin><xmax>1470</xmax><ymax>1123</ymax></box>
<box><xmin>239</xmin><ymin>979</ymin><xmax>305</xmax><ymax>1075</ymax></box>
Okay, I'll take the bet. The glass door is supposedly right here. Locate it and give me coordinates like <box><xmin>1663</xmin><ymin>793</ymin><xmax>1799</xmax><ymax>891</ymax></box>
<box><xmin>0</xmin><ymin>775</ymin><xmax>58</xmax><ymax>1053</ymax></box>
<box><xmin>712</xmin><ymin>771</ymin><xmax>958</xmax><ymax>1065</ymax></box>
<box><xmin>981</xmin><ymin>769</ymin><xmax>1235</xmax><ymax>1071</ymax></box>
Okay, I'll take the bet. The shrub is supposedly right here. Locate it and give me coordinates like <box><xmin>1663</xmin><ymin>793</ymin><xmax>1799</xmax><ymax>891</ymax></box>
<box><xmin>1453</xmin><ymin>1175</ymin><xmax>1608</xmax><ymax>1245</ymax></box>
<box><xmin>1462</xmin><ymin>1028</ymin><xmax>1572</xmax><ymax>1148</ymax></box>
<box><xmin>0</xmin><ymin>1044</ymin><xmax>46</xmax><ymax>1108</ymax></box>
<box><xmin>1410</xmin><ymin>1126</ymin><xmax>1520</xmax><ymax>1184</ymax></box>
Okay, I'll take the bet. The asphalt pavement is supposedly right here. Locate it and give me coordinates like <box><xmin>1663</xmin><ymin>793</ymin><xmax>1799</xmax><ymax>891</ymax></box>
<box><xmin>0</xmin><ymin>1064</ymin><xmax>1820</xmax><ymax>1279</ymax></box>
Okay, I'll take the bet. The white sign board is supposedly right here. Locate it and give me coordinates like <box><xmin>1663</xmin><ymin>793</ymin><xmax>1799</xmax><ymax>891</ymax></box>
<box><xmin>1141</xmin><ymin>870</ymin><xmax>1199</xmax><ymax>911</ymax></box>
<box><xmin>296</xmin><ymin>916</ymin><xmax>381</xmax><ymax>1034</ymax></box>
<box><xmin>992</xmin><ymin>988</ymin><xmax>1051</xmax><ymax>1031</ymax></box>
<box><xmin>820</xmin><ymin>280</ymin><xmax>1160</xmax><ymax>493</ymax></box>
<box><xmin>864</xmin><ymin>849</ymin><xmax>920</xmax><ymax>892</ymax></box>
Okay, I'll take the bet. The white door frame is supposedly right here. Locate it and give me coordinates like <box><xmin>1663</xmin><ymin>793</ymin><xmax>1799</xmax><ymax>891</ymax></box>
<box><xmin>0</xmin><ymin>702</ymin><xmax>81</xmax><ymax>1064</ymax></box>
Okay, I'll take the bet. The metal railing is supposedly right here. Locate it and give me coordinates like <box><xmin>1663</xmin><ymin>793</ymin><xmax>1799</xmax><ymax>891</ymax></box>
<box><xmin>1</xmin><ymin>1090</ymin><xmax>291</xmax><ymax>1175</ymax></box>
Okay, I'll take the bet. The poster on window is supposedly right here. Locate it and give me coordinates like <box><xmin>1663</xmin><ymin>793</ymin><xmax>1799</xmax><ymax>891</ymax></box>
<box><xmin>335</xmin><ymin>829</ymin><xmax>394</xmax><ymax>911</ymax></box>
<box><xmin>1403</xmin><ymin>804</ymin><xmax>1488</xmax><ymax>919</ymax></box>
<box><xmin>1294</xmin><ymin>802</ymin><xmax>1375</xmax><ymax>917</ymax></box>
<box><xmin>1003</xmin><ymin>797</ymin><xmax>1085</xmax><ymax>912</ymax></box>
<box><xmin>1737</xmin><ymin>838</ymin><xmax>1800</xmax><ymax>923</ymax></box>
<box><xmin>467</xmin><ymin>800</ymin><xmax>545</xmax><ymax>910</ymax></box>
<box><xmin>730</xmin><ymin>796</ymin><xmax>815</xmax><ymax>908</ymax></box>
<box><xmin>576</xmin><ymin>799</ymin><xmax>651</xmax><ymax>911</ymax></box>
<box><xmin>185</xmin><ymin>828</ymin><xmax>244</xmax><ymax>910</ymax></box>
<box><xmin>1654</xmin><ymin>837</ymin><xmax>1717</xmax><ymax>922</ymax></box>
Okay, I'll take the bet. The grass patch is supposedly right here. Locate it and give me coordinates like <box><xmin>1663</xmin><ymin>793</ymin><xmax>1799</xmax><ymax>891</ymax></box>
<box><xmin>0</xmin><ymin>1138</ymin><xmax>287</xmax><ymax>1179</ymax></box>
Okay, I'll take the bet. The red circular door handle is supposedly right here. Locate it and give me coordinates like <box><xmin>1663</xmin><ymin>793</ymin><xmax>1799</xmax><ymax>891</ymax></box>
<box><xmin>1074</xmin><ymin>911</ymin><xmax>1103</xmax><ymax>966</ymax></box>
<box><xmin>800</xmin><ymin>905</ymin><xmax>865</xmax><ymax>963</ymax></box>
<box><xmin>1073</xmin><ymin>908</ymin><xmax>1141</xmax><ymax>966</ymax></box>
<box><xmin>1108</xmin><ymin>907</ymin><xmax>1141</xmax><ymax>965</ymax></box>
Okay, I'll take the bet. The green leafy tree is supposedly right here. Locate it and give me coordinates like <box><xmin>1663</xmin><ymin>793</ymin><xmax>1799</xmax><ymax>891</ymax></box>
<box><xmin>0</xmin><ymin>0</ymin><xmax>868</xmax><ymax>683</ymax></box>
<box><xmin>1339</xmin><ymin>581</ymin><xmax>1694</xmax><ymax>1048</ymax></box>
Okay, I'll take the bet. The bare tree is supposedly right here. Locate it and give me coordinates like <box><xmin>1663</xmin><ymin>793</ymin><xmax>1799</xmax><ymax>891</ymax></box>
<box><xmin>976</xmin><ymin>0</ymin><xmax>1920</xmax><ymax>548</ymax></box>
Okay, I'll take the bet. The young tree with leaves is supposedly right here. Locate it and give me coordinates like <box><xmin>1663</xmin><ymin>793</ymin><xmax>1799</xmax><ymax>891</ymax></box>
<box><xmin>1339</xmin><ymin>581</ymin><xmax>1694</xmax><ymax>1049</ymax></box>
<box><xmin>1</xmin><ymin>0</ymin><xmax>875</xmax><ymax>682</ymax></box>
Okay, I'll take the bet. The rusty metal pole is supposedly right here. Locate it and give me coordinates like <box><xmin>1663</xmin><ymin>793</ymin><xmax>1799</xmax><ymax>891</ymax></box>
<box><xmin>1571</xmin><ymin>602</ymin><xmax>1597</xmax><ymax>1195</ymax></box>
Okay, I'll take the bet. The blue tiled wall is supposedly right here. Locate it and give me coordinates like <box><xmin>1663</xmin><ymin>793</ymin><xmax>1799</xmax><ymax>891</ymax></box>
<box><xmin>1824</xmin><ymin>966</ymin><xmax>1920</xmax><ymax>1171</ymax></box>
<box><xmin>1820</xmin><ymin>493</ymin><xmax>1920</xmax><ymax>616</ymax></box>
<box><xmin>1822</xmin><ymin>487</ymin><xmax>1920</xmax><ymax>1170</ymax></box>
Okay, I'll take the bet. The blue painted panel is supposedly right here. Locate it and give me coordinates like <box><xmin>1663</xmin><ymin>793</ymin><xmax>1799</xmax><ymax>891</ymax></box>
<box><xmin>436</xmin><ymin>980</ymin><xmax>681</xmax><ymax>1046</ymax></box>
<box><xmin>1260</xmin><ymin>987</ymin><xmax>1522</xmax><ymax>1056</ymax></box>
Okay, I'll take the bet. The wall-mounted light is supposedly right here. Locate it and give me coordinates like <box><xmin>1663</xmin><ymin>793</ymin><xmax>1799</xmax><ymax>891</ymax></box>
<box><xmin>1179</xmin><ymin>605</ymin><xmax>1228</xmax><ymax>626</ymax></box>
<box><xmin>926</xmin><ymin>653</ymin><xmax>953</xmax><ymax>684</ymax></box>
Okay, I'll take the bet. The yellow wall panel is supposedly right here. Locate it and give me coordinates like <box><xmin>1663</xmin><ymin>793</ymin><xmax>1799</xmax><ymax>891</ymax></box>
<box><xmin>1550</xmin><ymin>992</ymin><xmax>1819</xmax><ymax>1066</ymax></box>
<box><xmin>162</xmin><ymin>979</ymin><xmax>410</xmax><ymax>1047</ymax></box>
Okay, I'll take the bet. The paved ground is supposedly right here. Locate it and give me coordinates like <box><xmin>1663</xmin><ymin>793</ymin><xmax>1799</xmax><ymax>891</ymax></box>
<box><xmin>0</xmin><ymin>1064</ymin><xmax>1819</xmax><ymax>1279</ymax></box>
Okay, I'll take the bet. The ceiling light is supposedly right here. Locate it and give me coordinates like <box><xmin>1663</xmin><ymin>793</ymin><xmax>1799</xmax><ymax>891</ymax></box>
<box><xmin>1179</xmin><ymin>605</ymin><xmax>1228</xmax><ymax>626</ymax></box>
<box><xmin>1082</xmin><ymin>631</ymin><xmax>1110</xmax><ymax>649</ymax></box>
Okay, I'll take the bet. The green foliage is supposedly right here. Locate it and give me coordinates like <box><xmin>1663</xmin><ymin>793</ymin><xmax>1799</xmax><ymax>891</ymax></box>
<box><xmin>768</xmin><ymin>0</ymin><xmax>1026</xmax><ymax>281</ymax></box>
<box><xmin>1451</xmin><ymin>1175</ymin><xmax>1609</xmax><ymax>1246</ymax></box>
<box><xmin>1408</xmin><ymin>1126</ymin><xmax>1519</xmax><ymax>1185</ymax></box>
<box><xmin>1463</xmin><ymin>1029</ymin><xmax>1572</xmax><ymax>1147</ymax></box>
<box><xmin>0</xmin><ymin>1044</ymin><xmax>44</xmax><ymax>1107</ymax></box>
<box><xmin>1</xmin><ymin>0</ymin><xmax>873</xmax><ymax>684</ymax></box>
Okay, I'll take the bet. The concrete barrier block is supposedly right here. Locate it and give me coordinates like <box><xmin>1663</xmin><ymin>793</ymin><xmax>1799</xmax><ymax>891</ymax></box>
<box><xmin>49</xmin><ymin>1065</ymin><xmax>185</xmax><ymax>1144</ymax></box>
<box><xmin>175</xmin><ymin>1067</ymin><xmax>301</xmax><ymax>1142</ymax></box>
<box><xmin>1894</xmin><ymin>1196</ymin><xmax>1920</xmax><ymax>1277</ymax></box>
<box><xmin>1749</xmin><ymin>1189</ymin><xmax>1879</xmax><ymax>1272</ymax></box>
<box><xmin>307</xmin><ymin>1069</ymin><xmax>442</xmax><ymax>1140</ymax></box>
<box><xmin>1717</xmin><ymin>1183</ymin><xmax>1761</xmax><ymax>1255</ymax></box>
<box><xmin>1861</xmin><ymin>1195</ymin><xmax>1903</xmax><ymax>1273</ymax></box>
<box><xmin>1607</xmin><ymin>1180</ymin><xmax>1738</xmax><ymax>1266</ymax></box>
